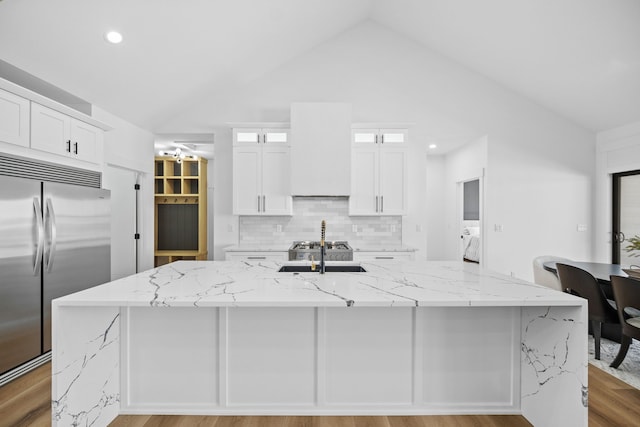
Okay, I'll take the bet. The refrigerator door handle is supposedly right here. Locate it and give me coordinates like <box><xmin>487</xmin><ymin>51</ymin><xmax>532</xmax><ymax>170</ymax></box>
<box><xmin>33</xmin><ymin>197</ymin><xmax>44</xmax><ymax>275</ymax></box>
<box><xmin>44</xmin><ymin>198</ymin><xmax>57</xmax><ymax>272</ymax></box>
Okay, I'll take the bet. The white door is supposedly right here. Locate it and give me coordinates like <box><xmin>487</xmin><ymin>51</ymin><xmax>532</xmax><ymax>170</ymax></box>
<box><xmin>70</xmin><ymin>119</ymin><xmax>101</xmax><ymax>164</ymax></box>
<box><xmin>31</xmin><ymin>103</ymin><xmax>70</xmax><ymax>156</ymax></box>
<box><xmin>379</xmin><ymin>145</ymin><xmax>407</xmax><ymax>215</ymax></box>
<box><xmin>379</xmin><ymin>129</ymin><xmax>407</xmax><ymax>146</ymax></box>
<box><xmin>264</xmin><ymin>129</ymin><xmax>289</xmax><ymax>146</ymax></box>
<box><xmin>0</xmin><ymin>88</ymin><xmax>29</xmax><ymax>147</ymax></box>
<box><xmin>459</xmin><ymin>178</ymin><xmax>482</xmax><ymax>264</ymax></box>
<box><xmin>262</xmin><ymin>145</ymin><xmax>291</xmax><ymax>215</ymax></box>
<box><xmin>233</xmin><ymin>146</ymin><xmax>261</xmax><ymax>214</ymax></box>
<box><xmin>350</xmin><ymin>145</ymin><xmax>379</xmax><ymax>215</ymax></box>
<box><xmin>102</xmin><ymin>165</ymin><xmax>137</xmax><ymax>280</ymax></box>
<box><xmin>233</xmin><ymin>128</ymin><xmax>262</xmax><ymax>146</ymax></box>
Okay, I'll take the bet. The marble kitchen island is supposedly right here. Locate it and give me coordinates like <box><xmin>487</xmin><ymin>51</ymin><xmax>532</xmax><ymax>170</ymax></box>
<box><xmin>52</xmin><ymin>260</ymin><xmax>587</xmax><ymax>426</ymax></box>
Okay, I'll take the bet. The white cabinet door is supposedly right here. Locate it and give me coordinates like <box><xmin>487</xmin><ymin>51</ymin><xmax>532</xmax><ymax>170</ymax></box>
<box><xmin>233</xmin><ymin>146</ymin><xmax>261</xmax><ymax>214</ymax></box>
<box><xmin>379</xmin><ymin>145</ymin><xmax>407</xmax><ymax>215</ymax></box>
<box><xmin>31</xmin><ymin>102</ymin><xmax>71</xmax><ymax>156</ymax></box>
<box><xmin>225</xmin><ymin>252</ymin><xmax>288</xmax><ymax>261</ymax></box>
<box><xmin>233</xmin><ymin>128</ymin><xmax>262</xmax><ymax>146</ymax></box>
<box><xmin>379</xmin><ymin>129</ymin><xmax>407</xmax><ymax>145</ymax></box>
<box><xmin>264</xmin><ymin>129</ymin><xmax>289</xmax><ymax>146</ymax></box>
<box><xmin>262</xmin><ymin>145</ymin><xmax>291</xmax><ymax>215</ymax></box>
<box><xmin>70</xmin><ymin>119</ymin><xmax>101</xmax><ymax>164</ymax></box>
<box><xmin>350</xmin><ymin>128</ymin><xmax>407</xmax><ymax>216</ymax></box>
<box><xmin>31</xmin><ymin>103</ymin><xmax>102</xmax><ymax>164</ymax></box>
<box><xmin>233</xmin><ymin>127</ymin><xmax>291</xmax><ymax>216</ymax></box>
<box><xmin>233</xmin><ymin>128</ymin><xmax>288</xmax><ymax>146</ymax></box>
<box><xmin>0</xmin><ymin>88</ymin><xmax>29</xmax><ymax>147</ymax></box>
<box><xmin>353</xmin><ymin>251</ymin><xmax>415</xmax><ymax>261</ymax></box>
<box><xmin>352</xmin><ymin>129</ymin><xmax>379</xmax><ymax>146</ymax></box>
<box><xmin>350</xmin><ymin>146</ymin><xmax>378</xmax><ymax>215</ymax></box>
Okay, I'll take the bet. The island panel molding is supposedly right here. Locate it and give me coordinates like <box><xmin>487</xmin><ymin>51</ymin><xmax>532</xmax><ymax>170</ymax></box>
<box><xmin>52</xmin><ymin>261</ymin><xmax>587</xmax><ymax>426</ymax></box>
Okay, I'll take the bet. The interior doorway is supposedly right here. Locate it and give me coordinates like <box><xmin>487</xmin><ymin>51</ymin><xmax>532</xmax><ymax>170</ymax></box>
<box><xmin>612</xmin><ymin>170</ymin><xmax>640</xmax><ymax>267</ymax></box>
<box><xmin>102</xmin><ymin>165</ymin><xmax>140</xmax><ymax>279</ymax></box>
<box><xmin>459</xmin><ymin>178</ymin><xmax>482</xmax><ymax>264</ymax></box>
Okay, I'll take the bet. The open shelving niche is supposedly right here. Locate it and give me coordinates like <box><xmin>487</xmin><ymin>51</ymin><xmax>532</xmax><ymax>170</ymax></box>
<box><xmin>154</xmin><ymin>156</ymin><xmax>208</xmax><ymax>267</ymax></box>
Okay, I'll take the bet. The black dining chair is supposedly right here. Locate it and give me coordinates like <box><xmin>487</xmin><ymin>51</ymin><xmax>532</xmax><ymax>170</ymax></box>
<box><xmin>610</xmin><ymin>275</ymin><xmax>640</xmax><ymax>368</ymax></box>
<box><xmin>556</xmin><ymin>263</ymin><xmax>620</xmax><ymax>360</ymax></box>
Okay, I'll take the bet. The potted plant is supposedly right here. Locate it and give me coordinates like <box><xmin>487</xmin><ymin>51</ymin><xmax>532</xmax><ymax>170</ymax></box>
<box><xmin>625</xmin><ymin>235</ymin><xmax>640</xmax><ymax>257</ymax></box>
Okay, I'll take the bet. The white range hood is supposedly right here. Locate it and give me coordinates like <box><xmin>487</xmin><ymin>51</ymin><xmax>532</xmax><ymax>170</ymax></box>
<box><xmin>290</xmin><ymin>102</ymin><xmax>352</xmax><ymax>196</ymax></box>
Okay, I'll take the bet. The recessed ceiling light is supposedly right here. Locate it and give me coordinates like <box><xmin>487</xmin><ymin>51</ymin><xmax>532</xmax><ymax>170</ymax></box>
<box><xmin>428</xmin><ymin>143</ymin><xmax>437</xmax><ymax>149</ymax></box>
<box><xmin>105</xmin><ymin>31</ymin><xmax>123</xmax><ymax>44</ymax></box>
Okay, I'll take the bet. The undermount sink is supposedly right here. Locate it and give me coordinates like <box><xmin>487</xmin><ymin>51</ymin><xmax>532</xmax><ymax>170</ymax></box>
<box><xmin>278</xmin><ymin>264</ymin><xmax>367</xmax><ymax>273</ymax></box>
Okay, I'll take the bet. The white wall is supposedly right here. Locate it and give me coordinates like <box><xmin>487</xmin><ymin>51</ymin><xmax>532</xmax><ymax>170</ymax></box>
<box><xmin>92</xmin><ymin>106</ymin><xmax>155</xmax><ymax>275</ymax></box>
<box><xmin>595</xmin><ymin>121</ymin><xmax>640</xmax><ymax>263</ymax></box>
<box><xmin>157</xmin><ymin>20</ymin><xmax>595</xmax><ymax>274</ymax></box>
<box><xmin>485</xmin><ymin>116</ymin><xmax>594</xmax><ymax>280</ymax></box>
<box><xmin>443</xmin><ymin>136</ymin><xmax>488</xmax><ymax>261</ymax></box>
<box><xmin>426</xmin><ymin>155</ymin><xmax>446</xmax><ymax>260</ymax></box>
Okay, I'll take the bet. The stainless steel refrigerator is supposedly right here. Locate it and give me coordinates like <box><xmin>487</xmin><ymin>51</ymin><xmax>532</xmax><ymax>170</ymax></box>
<box><xmin>0</xmin><ymin>174</ymin><xmax>110</xmax><ymax>377</ymax></box>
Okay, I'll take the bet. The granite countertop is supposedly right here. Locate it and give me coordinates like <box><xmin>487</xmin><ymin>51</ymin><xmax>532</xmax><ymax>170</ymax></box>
<box><xmin>55</xmin><ymin>260</ymin><xmax>584</xmax><ymax>309</ymax></box>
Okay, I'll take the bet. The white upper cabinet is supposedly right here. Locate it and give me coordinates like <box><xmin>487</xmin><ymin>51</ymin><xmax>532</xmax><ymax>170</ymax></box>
<box><xmin>0</xmin><ymin>88</ymin><xmax>30</xmax><ymax>148</ymax></box>
<box><xmin>232</xmin><ymin>128</ymin><xmax>292</xmax><ymax>215</ymax></box>
<box><xmin>31</xmin><ymin>103</ymin><xmax>102</xmax><ymax>164</ymax></box>
<box><xmin>69</xmin><ymin>118</ymin><xmax>101</xmax><ymax>163</ymax></box>
<box><xmin>350</xmin><ymin>128</ymin><xmax>408</xmax><ymax>216</ymax></box>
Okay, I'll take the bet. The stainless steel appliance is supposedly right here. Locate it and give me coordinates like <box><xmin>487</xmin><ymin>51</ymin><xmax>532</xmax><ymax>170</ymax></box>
<box><xmin>0</xmin><ymin>156</ymin><xmax>110</xmax><ymax>382</ymax></box>
<box><xmin>289</xmin><ymin>241</ymin><xmax>353</xmax><ymax>261</ymax></box>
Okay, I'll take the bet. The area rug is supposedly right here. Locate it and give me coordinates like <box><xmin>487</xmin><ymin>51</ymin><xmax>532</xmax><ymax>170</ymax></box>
<box><xmin>588</xmin><ymin>336</ymin><xmax>640</xmax><ymax>389</ymax></box>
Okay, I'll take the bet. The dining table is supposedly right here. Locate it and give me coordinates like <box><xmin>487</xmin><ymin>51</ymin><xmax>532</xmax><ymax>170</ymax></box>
<box><xmin>542</xmin><ymin>260</ymin><xmax>626</xmax><ymax>282</ymax></box>
<box><xmin>543</xmin><ymin>260</ymin><xmax>629</xmax><ymax>343</ymax></box>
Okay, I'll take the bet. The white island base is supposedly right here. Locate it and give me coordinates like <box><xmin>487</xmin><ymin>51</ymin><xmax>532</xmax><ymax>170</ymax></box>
<box><xmin>52</xmin><ymin>261</ymin><xmax>587</xmax><ymax>426</ymax></box>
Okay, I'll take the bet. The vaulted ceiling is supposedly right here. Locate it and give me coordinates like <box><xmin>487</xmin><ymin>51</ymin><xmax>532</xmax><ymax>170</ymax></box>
<box><xmin>0</xmin><ymin>0</ymin><xmax>638</xmax><ymax>137</ymax></box>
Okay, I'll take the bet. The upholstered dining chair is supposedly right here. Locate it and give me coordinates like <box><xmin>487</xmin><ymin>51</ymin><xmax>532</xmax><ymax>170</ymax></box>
<box><xmin>556</xmin><ymin>263</ymin><xmax>620</xmax><ymax>360</ymax></box>
<box><xmin>610</xmin><ymin>275</ymin><xmax>640</xmax><ymax>368</ymax></box>
<box><xmin>532</xmin><ymin>255</ymin><xmax>572</xmax><ymax>291</ymax></box>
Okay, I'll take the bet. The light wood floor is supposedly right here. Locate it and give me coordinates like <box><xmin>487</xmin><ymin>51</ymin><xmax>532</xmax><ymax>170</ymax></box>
<box><xmin>2</xmin><ymin>362</ymin><xmax>640</xmax><ymax>427</ymax></box>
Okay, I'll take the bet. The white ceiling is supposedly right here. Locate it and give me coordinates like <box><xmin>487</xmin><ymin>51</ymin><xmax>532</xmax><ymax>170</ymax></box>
<box><xmin>0</xmin><ymin>0</ymin><xmax>638</xmax><ymax>135</ymax></box>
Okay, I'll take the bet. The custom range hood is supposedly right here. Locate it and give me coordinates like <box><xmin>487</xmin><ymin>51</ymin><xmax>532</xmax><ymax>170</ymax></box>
<box><xmin>290</xmin><ymin>102</ymin><xmax>351</xmax><ymax>196</ymax></box>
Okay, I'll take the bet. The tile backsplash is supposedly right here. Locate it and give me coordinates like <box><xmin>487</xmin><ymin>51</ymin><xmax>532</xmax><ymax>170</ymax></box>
<box><xmin>239</xmin><ymin>197</ymin><xmax>401</xmax><ymax>248</ymax></box>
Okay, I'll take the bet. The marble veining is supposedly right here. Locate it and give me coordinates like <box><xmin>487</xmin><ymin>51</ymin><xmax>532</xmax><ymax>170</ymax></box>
<box><xmin>55</xmin><ymin>260</ymin><xmax>584</xmax><ymax>309</ymax></box>
<box><xmin>521</xmin><ymin>307</ymin><xmax>585</xmax><ymax>399</ymax></box>
<box><xmin>520</xmin><ymin>305</ymin><xmax>588</xmax><ymax>427</ymax></box>
<box><xmin>52</xmin><ymin>310</ymin><xmax>120</xmax><ymax>426</ymax></box>
<box><xmin>52</xmin><ymin>260</ymin><xmax>588</xmax><ymax>427</ymax></box>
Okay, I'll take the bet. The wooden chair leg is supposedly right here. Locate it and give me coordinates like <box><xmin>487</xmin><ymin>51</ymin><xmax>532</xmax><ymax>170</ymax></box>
<box><xmin>610</xmin><ymin>335</ymin><xmax>632</xmax><ymax>368</ymax></box>
<box><xmin>593</xmin><ymin>321</ymin><xmax>602</xmax><ymax>360</ymax></box>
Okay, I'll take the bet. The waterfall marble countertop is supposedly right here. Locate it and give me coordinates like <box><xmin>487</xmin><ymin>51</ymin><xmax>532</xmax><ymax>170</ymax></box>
<box><xmin>54</xmin><ymin>260</ymin><xmax>584</xmax><ymax>309</ymax></box>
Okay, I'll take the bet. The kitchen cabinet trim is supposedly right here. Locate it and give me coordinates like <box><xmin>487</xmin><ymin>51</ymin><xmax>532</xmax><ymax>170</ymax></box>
<box><xmin>0</xmin><ymin>78</ymin><xmax>111</xmax><ymax>131</ymax></box>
